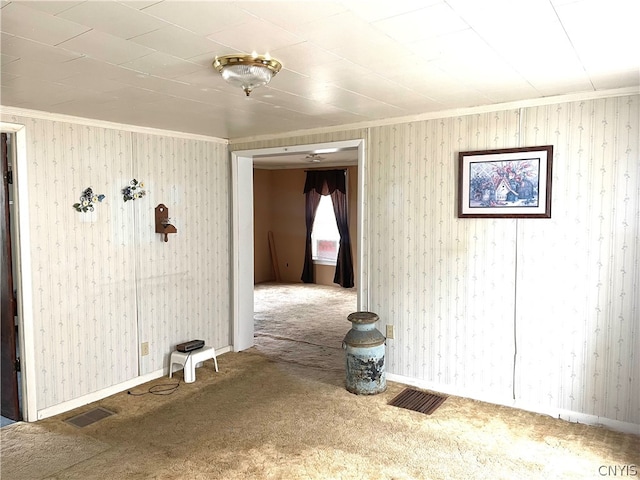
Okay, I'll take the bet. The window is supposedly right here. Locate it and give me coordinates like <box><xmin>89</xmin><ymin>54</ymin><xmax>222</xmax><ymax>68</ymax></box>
<box><xmin>311</xmin><ymin>195</ymin><xmax>340</xmax><ymax>264</ymax></box>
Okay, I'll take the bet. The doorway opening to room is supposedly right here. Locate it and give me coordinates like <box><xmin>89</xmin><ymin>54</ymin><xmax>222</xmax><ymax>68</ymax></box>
<box><xmin>251</xmin><ymin>151</ymin><xmax>359</xmax><ymax>371</ymax></box>
<box><xmin>231</xmin><ymin>140</ymin><xmax>366</xmax><ymax>365</ymax></box>
<box><xmin>1</xmin><ymin>132</ymin><xmax>22</xmax><ymax>426</ymax></box>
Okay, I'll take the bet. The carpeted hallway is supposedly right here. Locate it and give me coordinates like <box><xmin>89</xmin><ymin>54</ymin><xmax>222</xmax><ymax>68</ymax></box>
<box><xmin>1</xmin><ymin>283</ymin><xmax>638</xmax><ymax>479</ymax></box>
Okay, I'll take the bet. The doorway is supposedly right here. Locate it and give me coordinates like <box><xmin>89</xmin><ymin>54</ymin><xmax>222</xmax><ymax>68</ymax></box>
<box><xmin>1</xmin><ymin>132</ymin><xmax>21</xmax><ymax>425</ymax></box>
<box><xmin>1</xmin><ymin>122</ymin><xmax>34</xmax><ymax>424</ymax></box>
<box><xmin>231</xmin><ymin>139</ymin><xmax>367</xmax><ymax>352</ymax></box>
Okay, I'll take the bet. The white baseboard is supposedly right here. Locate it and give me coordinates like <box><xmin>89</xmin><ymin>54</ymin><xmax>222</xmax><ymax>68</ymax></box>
<box><xmin>386</xmin><ymin>372</ymin><xmax>640</xmax><ymax>436</ymax></box>
<box><xmin>37</xmin><ymin>346</ymin><xmax>232</xmax><ymax>421</ymax></box>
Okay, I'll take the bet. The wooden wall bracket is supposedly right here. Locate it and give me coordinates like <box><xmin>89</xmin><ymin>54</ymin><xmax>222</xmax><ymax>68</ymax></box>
<box><xmin>155</xmin><ymin>204</ymin><xmax>177</xmax><ymax>242</ymax></box>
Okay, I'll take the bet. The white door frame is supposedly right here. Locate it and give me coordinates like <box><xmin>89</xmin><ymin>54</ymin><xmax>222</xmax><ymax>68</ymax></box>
<box><xmin>1</xmin><ymin>122</ymin><xmax>36</xmax><ymax>421</ymax></box>
<box><xmin>231</xmin><ymin>139</ymin><xmax>367</xmax><ymax>351</ymax></box>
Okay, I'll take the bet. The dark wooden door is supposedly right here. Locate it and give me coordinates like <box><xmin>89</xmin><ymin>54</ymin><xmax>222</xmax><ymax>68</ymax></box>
<box><xmin>1</xmin><ymin>132</ymin><xmax>21</xmax><ymax>421</ymax></box>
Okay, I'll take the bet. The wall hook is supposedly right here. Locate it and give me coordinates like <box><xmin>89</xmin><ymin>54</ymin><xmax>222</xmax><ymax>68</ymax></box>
<box><xmin>155</xmin><ymin>204</ymin><xmax>177</xmax><ymax>242</ymax></box>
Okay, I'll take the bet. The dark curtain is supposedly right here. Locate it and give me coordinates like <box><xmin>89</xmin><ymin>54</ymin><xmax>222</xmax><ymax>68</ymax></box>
<box><xmin>301</xmin><ymin>169</ymin><xmax>354</xmax><ymax>288</ymax></box>
<box><xmin>330</xmin><ymin>188</ymin><xmax>354</xmax><ymax>288</ymax></box>
<box><xmin>301</xmin><ymin>188</ymin><xmax>321</xmax><ymax>283</ymax></box>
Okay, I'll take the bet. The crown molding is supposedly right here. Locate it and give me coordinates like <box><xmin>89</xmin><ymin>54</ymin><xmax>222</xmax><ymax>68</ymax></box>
<box><xmin>229</xmin><ymin>86</ymin><xmax>639</xmax><ymax>145</ymax></box>
<box><xmin>0</xmin><ymin>106</ymin><xmax>228</xmax><ymax>144</ymax></box>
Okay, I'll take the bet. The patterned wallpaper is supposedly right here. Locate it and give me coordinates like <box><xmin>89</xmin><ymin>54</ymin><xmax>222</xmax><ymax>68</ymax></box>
<box><xmin>234</xmin><ymin>95</ymin><xmax>639</xmax><ymax>427</ymax></box>
<box><xmin>367</xmin><ymin>97</ymin><xmax>639</xmax><ymax>425</ymax></box>
<box><xmin>3</xmin><ymin>93</ymin><xmax>637</xmax><ymax>426</ymax></box>
<box><xmin>23</xmin><ymin>119</ymin><xmax>138</xmax><ymax>407</ymax></box>
<box><xmin>2</xmin><ymin>112</ymin><xmax>230</xmax><ymax>411</ymax></box>
<box><xmin>368</xmin><ymin>112</ymin><xmax>522</xmax><ymax>402</ymax></box>
<box><xmin>515</xmin><ymin>98</ymin><xmax>639</xmax><ymax>423</ymax></box>
<box><xmin>133</xmin><ymin>133</ymin><xmax>230</xmax><ymax>374</ymax></box>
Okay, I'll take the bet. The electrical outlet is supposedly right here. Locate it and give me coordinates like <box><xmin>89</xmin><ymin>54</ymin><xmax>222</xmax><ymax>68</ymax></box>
<box><xmin>386</xmin><ymin>325</ymin><xmax>394</xmax><ymax>339</ymax></box>
<box><xmin>141</xmin><ymin>342</ymin><xmax>149</xmax><ymax>356</ymax></box>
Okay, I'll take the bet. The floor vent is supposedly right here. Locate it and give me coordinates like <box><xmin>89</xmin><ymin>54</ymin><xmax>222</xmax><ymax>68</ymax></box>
<box><xmin>389</xmin><ymin>388</ymin><xmax>446</xmax><ymax>415</ymax></box>
<box><xmin>65</xmin><ymin>407</ymin><xmax>115</xmax><ymax>428</ymax></box>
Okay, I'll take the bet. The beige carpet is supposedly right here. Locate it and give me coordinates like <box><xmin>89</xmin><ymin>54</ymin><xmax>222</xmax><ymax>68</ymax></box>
<box><xmin>1</xmin><ymin>282</ymin><xmax>638</xmax><ymax>479</ymax></box>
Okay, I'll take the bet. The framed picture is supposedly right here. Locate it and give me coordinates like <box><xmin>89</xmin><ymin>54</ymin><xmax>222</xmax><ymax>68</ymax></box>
<box><xmin>458</xmin><ymin>145</ymin><xmax>553</xmax><ymax>218</ymax></box>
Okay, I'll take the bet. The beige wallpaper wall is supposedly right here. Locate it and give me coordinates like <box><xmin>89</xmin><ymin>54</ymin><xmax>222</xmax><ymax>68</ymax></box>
<box><xmin>233</xmin><ymin>95</ymin><xmax>639</xmax><ymax>428</ymax></box>
<box><xmin>132</xmin><ymin>133</ymin><xmax>230</xmax><ymax>375</ymax></box>
<box><xmin>3</xmin><ymin>93</ymin><xmax>637</xmax><ymax>427</ymax></box>
<box><xmin>2</xmin><ymin>112</ymin><xmax>230</xmax><ymax>411</ymax></box>
<box><xmin>515</xmin><ymin>98</ymin><xmax>639</xmax><ymax>422</ymax></box>
<box><xmin>20</xmin><ymin>118</ymin><xmax>139</xmax><ymax>408</ymax></box>
<box><xmin>367</xmin><ymin>96</ymin><xmax>639</xmax><ymax>425</ymax></box>
<box><xmin>368</xmin><ymin>111</ymin><xmax>521</xmax><ymax>402</ymax></box>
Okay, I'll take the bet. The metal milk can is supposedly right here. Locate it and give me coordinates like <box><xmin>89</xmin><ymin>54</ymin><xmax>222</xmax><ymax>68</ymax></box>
<box><xmin>342</xmin><ymin>311</ymin><xmax>386</xmax><ymax>395</ymax></box>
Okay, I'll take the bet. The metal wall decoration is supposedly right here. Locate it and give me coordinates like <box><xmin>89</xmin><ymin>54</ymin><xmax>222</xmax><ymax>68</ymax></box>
<box><xmin>458</xmin><ymin>145</ymin><xmax>553</xmax><ymax>218</ymax></box>
<box><xmin>122</xmin><ymin>179</ymin><xmax>146</xmax><ymax>202</ymax></box>
<box><xmin>73</xmin><ymin>187</ymin><xmax>105</xmax><ymax>213</ymax></box>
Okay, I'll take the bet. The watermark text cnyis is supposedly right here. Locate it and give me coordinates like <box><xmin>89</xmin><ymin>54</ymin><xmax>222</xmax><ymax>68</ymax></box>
<box><xmin>599</xmin><ymin>465</ymin><xmax>637</xmax><ymax>476</ymax></box>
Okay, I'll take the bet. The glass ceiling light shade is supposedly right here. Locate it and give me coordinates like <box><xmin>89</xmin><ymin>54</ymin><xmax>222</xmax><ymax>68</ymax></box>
<box><xmin>212</xmin><ymin>53</ymin><xmax>282</xmax><ymax>97</ymax></box>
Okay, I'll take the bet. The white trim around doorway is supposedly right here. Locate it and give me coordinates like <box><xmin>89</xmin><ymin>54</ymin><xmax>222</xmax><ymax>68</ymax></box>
<box><xmin>1</xmin><ymin>121</ymin><xmax>36</xmax><ymax>422</ymax></box>
<box><xmin>230</xmin><ymin>139</ymin><xmax>367</xmax><ymax>352</ymax></box>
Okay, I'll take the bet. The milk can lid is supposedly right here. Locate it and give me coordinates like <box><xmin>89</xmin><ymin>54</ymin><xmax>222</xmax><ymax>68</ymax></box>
<box><xmin>347</xmin><ymin>311</ymin><xmax>379</xmax><ymax>324</ymax></box>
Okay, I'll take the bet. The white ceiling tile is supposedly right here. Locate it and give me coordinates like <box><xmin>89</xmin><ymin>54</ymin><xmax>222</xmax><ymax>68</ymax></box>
<box><xmin>555</xmin><ymin>0</ymin><xmax>640</xmax><ymax>73</ymax></box>
<box><xmin>0</xmin><ymin>71</ymin><xmax>20</xmax><ymax>87</ymax></box>
<box><xmin>132</xmin><ymin>74</ymin><xmax>194</xmax><ymax>94</ymax></box>
<box><xmin>433</xmin><ymin>53</ymin><xmax>525</xmax><ymax>87</ymax></box>
<box><xmin>59</xmin><ymin>56</ymin><xmax>146</xmax><ymax>80</ymax></box>
<box><xmin>107</xmin><ymin>86</ymin><xmax>169</xmax><ymax>104</ymax></box>
<box><xmin>119</xmin><ymin>52</ymin><xmax>202</xmax><ymax>79</ymax></box>
<box><xmin>531</xmin><ymin>78</ymin><xmax>595</xmax><ymax>96</ymax></box>
<box><xmin>271</xmin><ymin>42</ymin><xmax>341</xmax><ymax>75</ymax></box>
<box><xmin>174</xmin><ymin>67</ymin><xmax>225</xmax><ymax>90</ymax></box>
<box><xmin>1</xmin><ymin>53</ymin><xmax>19</xmax><ymax>65</ymax></box>
<box><xmin>452</xmin><ymin>0</ymin><xmax>557</xmax><ymax>23</ymax></box>
<box><xmin>237</xmin><ymin>1</ymin><xmax>347</xmax><ymax>31</ymax></box>
<box><xmin>406</xmin><ymin>29</ymin><xmax>488</xmax><ymax>62</ymax></box>
<box><xmin>206</xmin><ymin>18</ymin><xmax>303</xmax><ymax>54</ymax></box>
<box><xmin>2</xmin><ymin>76</ymin><xmax>96</xmax><ymax>106</ymax></box>
<box><xmin>57</xmin><ymin>1</ymin><xmax>171</xmax><ymax>40</ymax></box>
<box><xmin>344</xmin><ymin>0</ymin><xmax>439</xmax><ymax>22</ymax></box>
<box><xmin>1</xmin><ymin>33</ymin><xmax>83</xmax><ymax>64</ymax></box>
<box><xmin>299</xmin><ymin>11</ymin><xmax>390</xmax><ymax>51</ymax></box>
<box><xmin>302</xmin><ymin>60</ymin><xmax>373</xmax><ymax>86</ymax></box>
<box><xmin>56</xmin><ymin>72</ymin><xmax>129</xmax><ymax>94</ymax></box>
<box><xmin>589</xmin><ymin>69</ymin><xmax>640</xmax><ymax>91</ymax></box>
<box><xmin>118</xmin><ymin>1</ymin><xmax>161</xmax><ymax>10</ymax></box>
<box><xmin>130</xmin><ymin>24</ymin><xmax>223</xmax><ymax>60</ymax></box>
<box><xmin>63</xmin><ymin>58</ymin><xmax>149</xmax><ymax>85</ymax></box>
<box><xmin>0</xmin><ymin>2</ymin><xmax>91</xmax><ymax>46</ymax></box>
<box><xmin>372</xmin><ymin>3</ymin><xmax>469</xmax><ymax>44</ymax></box>
<box><xmin>1</xmin><ymin>58</ymin><xmax>84</xmax><ymax>82</ymax></box>
<box><xmin>330</xmin><ymin>40</ymin><xmax>413</xmax><ymax>72</ymax></box>
<box><xmin>17</xmin><ymin>1</ymin><xmax>84</xmax><ymax>15</ymax></box>
<box><xmin>38</xmin><ymin>98</ymin><xmax>121</xmax><ymax>121</ymax></box>
<box><xmin>334</xmin><ymin>74</ymin><xmax>413</xmax><ymax>104</ymax></box>
<box><xmin>140</xmin><ymin>1</ymin><xmax>257</xmax><ymax>36</ymax></box>
<box><xmin>404</xmin><ymin>72</ymin><xmax>468</xmax><ymax>99</ymax></box>
<box><xmin>58</xmin><ymin>30</ymin><xmax>156</xmax><ymax>65</ymax></box>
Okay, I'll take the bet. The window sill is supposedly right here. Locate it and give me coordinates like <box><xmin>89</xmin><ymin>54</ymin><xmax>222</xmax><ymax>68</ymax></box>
<box><xmin>313</xmin><ymin>259</ymin><xmax>337</xmax><ymax>267</ymax></box>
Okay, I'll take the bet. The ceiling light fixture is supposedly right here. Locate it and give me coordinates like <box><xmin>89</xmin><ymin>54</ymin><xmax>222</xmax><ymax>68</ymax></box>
<box><xmin>305</xmin><ymin>154</ymin><xmax>325</xmax><ymax>163</ymax></box>
<box><xmin>212</xmin><ymin>52</ymin><xmax>282</xmax><ymax>97</ymax></box>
